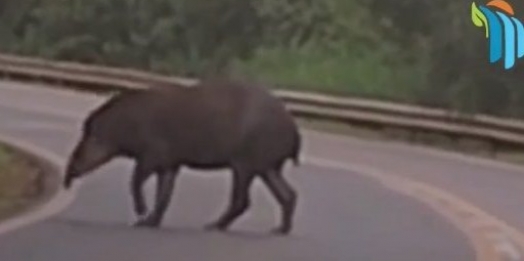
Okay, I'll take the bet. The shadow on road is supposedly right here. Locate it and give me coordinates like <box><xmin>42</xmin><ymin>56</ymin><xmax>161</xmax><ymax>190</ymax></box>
<box><xmin>52</xmin><ymin>216</ymin><xmax>301</xmax><ymax>242</ymax></box>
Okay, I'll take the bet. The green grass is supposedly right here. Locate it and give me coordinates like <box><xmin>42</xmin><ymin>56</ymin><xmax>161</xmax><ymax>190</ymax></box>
<box><xmin>234</xmin><ymin>45</ymin><xmax>429</xmax><ymax>103</ymax></box>
<box><xmin>0</xmin><ymin>145</ymin><xmax>42</xmax><ymax>220</ymax></box>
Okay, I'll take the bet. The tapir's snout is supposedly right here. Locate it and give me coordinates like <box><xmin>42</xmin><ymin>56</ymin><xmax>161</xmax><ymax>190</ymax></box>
<box><xmin>63</xmin><ymin>160</ymin><xmax>80</xmax><ymax>189</ymax></box>
<box><xmin>63</xmin><ymin>172</ymin><xmax>74</xmax><ymax>189</ymax></box>
<box><xmin>63</xmin><ymin>136</ymin><xmax>115</xmax><ymax>189</ymax></box>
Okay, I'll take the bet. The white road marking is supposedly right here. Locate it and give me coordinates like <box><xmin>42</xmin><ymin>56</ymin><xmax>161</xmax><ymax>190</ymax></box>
<box><xmin>486</xmin><ymin>232</ymin><xmax>521</xmax><ymax>261</ymax></box>
<box><xmin>306</xmin><ymin>157</ymin><xmax>524</xmax><ymax>261</ymax></box>
<box><xmin>0</xmin><ymin>133</ymin><xmax>82</xmax><ymax>236</ymax></box>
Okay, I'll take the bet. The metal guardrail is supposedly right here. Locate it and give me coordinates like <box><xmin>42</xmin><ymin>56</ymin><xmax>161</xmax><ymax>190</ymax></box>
<box><xmin>1</xmin><ymin>53</ymin><xmax>524</xmax><ymax>154</ymax></box>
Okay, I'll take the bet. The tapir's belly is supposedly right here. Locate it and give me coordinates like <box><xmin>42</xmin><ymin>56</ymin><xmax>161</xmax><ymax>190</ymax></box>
<box><xmin>168</xmin><ymin>134</ymin><xmax>241</xmax><ymax>169</ymax></box>
<box><xmin>183</xmin><ymin>160</ymin><xmax>231</xmax><ymax>170</ymax></box>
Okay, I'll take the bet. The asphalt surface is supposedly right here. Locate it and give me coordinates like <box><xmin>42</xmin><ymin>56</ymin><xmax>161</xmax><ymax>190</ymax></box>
<box><xmin>4</xmin><ymin>80</ymin><xmax>524</xmax><ymax>260</ymax></box>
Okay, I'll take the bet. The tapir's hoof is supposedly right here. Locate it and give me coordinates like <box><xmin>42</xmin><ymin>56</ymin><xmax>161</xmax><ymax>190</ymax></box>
<box><xmin>270</xmin><ymin>226</ymin><xmax>291</xmax><ymax>236</ymax></box>
<box><xmin>203</xmin><ymin>222</ymin><xmax>227</xmax><ymax>232</ymax></box>
<box><xmin>133</xmin><ymin>217</ymin><xmax>160</xmax><ymax>228</ymax></box>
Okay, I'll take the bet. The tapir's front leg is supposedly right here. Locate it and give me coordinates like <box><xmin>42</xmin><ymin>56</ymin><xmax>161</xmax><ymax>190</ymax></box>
<box><xmin>134</xmin><ymin>167</ymin><xmax>179</xmax><ymax>228</ymax></box>
<box><xmin>130</xmin><ymin>163</ymin><xmax>153</xmax><ymax>217</ymax></box>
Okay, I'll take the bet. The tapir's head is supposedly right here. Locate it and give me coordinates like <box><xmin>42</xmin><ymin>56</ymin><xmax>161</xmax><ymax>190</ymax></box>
<box><xmin>63</xmin><ymin>92</ymin><xmax>138</xmax><ymax>189</ymax></box>
<box><xmin>64</xmin><ymin>106</ymin><xmax>121</xmax><ymax>189</ymax></box>
<box><xmin>63</xmin><ymin>134</ymin><xmax>115</xmax><ymax>189</ymax></box>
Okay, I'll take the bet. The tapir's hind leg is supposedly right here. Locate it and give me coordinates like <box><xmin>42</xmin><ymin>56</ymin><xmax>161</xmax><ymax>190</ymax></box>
<box><xmin>260</xmin><ymin>163</ymin><xmax>297</xmax><ymax>235</ymax></box>
<box><xmin>205</xmin><ymin>165</ymin><xmax>256</xmax><ymax>231</ymax></box>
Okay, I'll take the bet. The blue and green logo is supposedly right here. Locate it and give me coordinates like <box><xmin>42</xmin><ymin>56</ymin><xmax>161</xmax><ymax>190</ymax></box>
<box><xmin>472</xmin><ymin>0</ymin><xmax>524</xmax><ymax>69</ymax></box>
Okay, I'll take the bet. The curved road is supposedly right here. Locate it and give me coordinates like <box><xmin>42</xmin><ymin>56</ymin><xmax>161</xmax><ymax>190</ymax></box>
<box><xmin>0</xmin><ymin>81</ymin><xmax>524</xmax><ymax>260</ymax></box>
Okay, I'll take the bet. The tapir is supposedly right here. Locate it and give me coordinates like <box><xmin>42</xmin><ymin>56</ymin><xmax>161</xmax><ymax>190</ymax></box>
<box><xmin>63</xmin><ymin>78</ymin><xmax>301</xmax><ymax>235</ymax></box>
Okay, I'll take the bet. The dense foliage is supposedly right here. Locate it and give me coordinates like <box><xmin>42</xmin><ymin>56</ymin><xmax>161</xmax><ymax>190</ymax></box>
<box><xmin>2</xmin><ymin>0</ymin><xmax>524</xmax><ymax>117</ymax></box>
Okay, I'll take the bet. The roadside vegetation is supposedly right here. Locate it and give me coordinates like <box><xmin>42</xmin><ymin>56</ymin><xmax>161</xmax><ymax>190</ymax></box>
<box><xmin>1</xmin><ymin>0</ymin><xmax>524</xmax><ymax>118</ymax></box>
<box><xmin>0</xmin><ymin>144</ymin><xmax>43</xmax><ymax>220</ymax></box>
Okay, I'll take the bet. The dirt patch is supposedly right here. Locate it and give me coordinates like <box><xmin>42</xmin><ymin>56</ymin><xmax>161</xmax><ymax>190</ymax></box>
<box><xmin>0</xmin><ymin>144</ymin><xmax>47</xmax><ymax>221</ymax></box>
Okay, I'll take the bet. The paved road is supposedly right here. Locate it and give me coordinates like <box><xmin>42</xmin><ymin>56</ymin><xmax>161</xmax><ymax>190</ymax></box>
<box><xmin>3</xmin><ymin>80</ymin><xmax>524</xmax><ymax>260</ymax></box>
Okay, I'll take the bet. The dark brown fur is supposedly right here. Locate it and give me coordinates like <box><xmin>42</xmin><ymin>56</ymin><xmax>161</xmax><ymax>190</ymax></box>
<box><xmin>63</xmin><ymin>79</ymin><xmax>301</xmax><ymax>234</ymax></box>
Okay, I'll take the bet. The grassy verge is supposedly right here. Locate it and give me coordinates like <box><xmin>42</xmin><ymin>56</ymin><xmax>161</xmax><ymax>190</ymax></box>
<box><xmin>0</xmin><ymin>144</ymin><xmax>44</xmax><ymax>221</ymax></box>
<box><xmin>233</xmin><ymin>46</ymin><xmax>429</xmax><ymax>104</ymax></box>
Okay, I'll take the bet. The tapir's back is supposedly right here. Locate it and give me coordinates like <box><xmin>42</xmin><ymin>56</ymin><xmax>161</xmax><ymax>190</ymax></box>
<box><xmin>84</xmin><ymin>80</ymin><xmax>262</xmax><ymax>161</ymax></box>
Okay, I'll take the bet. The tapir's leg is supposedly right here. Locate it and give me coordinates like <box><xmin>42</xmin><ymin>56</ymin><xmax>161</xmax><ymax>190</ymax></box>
<box><xmin>260</xmin><ymin>164</ymin><xmax>297</xmax><ymax>235</ymax></box>
<box><xmin>205</xmin><ymin>166</ymin><xmax>256</xmax><ymax>231</ymax></box>
<box><xmin>130</xmin><ymin>163</ymin><xmax>154</xmax><ymax>217</ymax></box>
<box><xmin>134</xmin><ymin>167</ymin><xmax>179</xmax><ymax>228</ymax></box>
